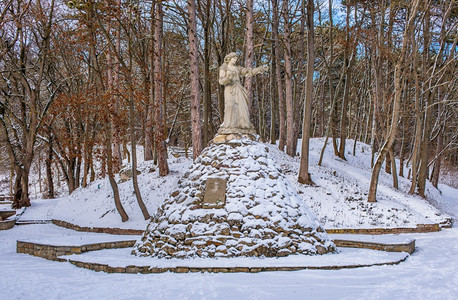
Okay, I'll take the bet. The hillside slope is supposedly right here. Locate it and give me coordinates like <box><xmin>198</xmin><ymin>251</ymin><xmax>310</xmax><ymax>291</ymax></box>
<box><xmin>50</xmin><ymin>138</ymin><xmax>453</xmax><ymax>230</ymax></box>
<box><xmin>269</xmin><ymin>138</ymin><xmax>452</xmax><ymax>229</ymax></box>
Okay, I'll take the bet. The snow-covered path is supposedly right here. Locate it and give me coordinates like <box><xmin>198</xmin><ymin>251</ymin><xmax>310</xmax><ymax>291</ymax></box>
<box><xmin>1</xmin><ymin>224</ymin><xmax>457</xmax><ymax>299</ymax></box>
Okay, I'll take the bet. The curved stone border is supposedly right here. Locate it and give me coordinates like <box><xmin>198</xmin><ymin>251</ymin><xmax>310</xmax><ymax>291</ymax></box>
<box><xmin>326</xmin><ymin>223</ymin><xmax>441</xmax><ymax>235</ymax></box>
<box><xmin>17</xmin><ymin>236</ymin><xmax>414</xmax><ymax>273</ymax></box>
<box><xmin>66</xmin><ymin>256</ymin><xmax>409</xmax><ymax>274</ymax></box>
<box><xmin>52</xmin><ymin>219</ymin><xmax>143</xmax><ymax>235</ymax></box>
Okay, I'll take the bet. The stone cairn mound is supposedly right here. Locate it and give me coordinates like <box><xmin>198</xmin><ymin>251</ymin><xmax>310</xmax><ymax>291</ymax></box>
<box><xmin>133</xmin><ymin>135</ymin><xmax>336</xmax><ymax>258</ymax></box>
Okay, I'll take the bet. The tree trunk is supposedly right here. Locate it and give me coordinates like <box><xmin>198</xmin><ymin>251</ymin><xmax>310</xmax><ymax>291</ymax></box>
<box><xmin>431</xmin><ymin>125</ymin><xmax>443</xmax><ymax>188</ymax></box>
<box><xmin>269</xmin><ymin>19</ymin><xmax>277</xmax><ymax>145</ymax></box>
<box><xmin>399</xmin><ymin>82</ymin><xmax>408</xmax><ymax>178</ymax></box>
<box><xmin>282</xmin><ymin>0</ymin><xmax>295</xmax><ymax>157</ymax></box>
<box><xmin>46</xmin><ymin>129</ymin><xmax>54</xmax><ymax>198</ymax></box>
<box><xmin>126</xmin><ymin>10</ymin><xmax>150</xmax><ymax>220</ymax></box>
<box><xmin>389</xmin><ymin>148</ymin><xmax>398</xmax><ymax>189</ymax></box>
<box><xmin>257</xmin><ymin>75</ymin><xmax>266</xmax><ymax>141</ymax></box>
<box><xmin>106</xmin><ymin>124</ymin><xmax>128</xmax><ymax>222</ymax></box>
<box><xmin>293</xmin><ymin>0</ymin><xmax>307</xmax><ymax>158</ymax></box>
<box><xmin>188</xmin><ymin>0</ymin><xmax>203</xmax><ymax>159</ymax></box>
<box><xmin>145</xmin><ymin>102</ymin><xmax>154</xmax><ymax>161</ymax></box>
<box><xmin>244</xmin><ymin>0</ymin><xmax>254</xmax><ymax>108</ymax></box>
<box><xmin>202</xmin><ymin>0</ymin><xmax>212</xmax><ymax>147</ymax></box>
<box><xmin>298</xmin><ymin>0</ymin><xmax>315</xmax><ymax>185</ymax></box>
<box><xmin>112</xmin><ymin>0</ymin><xmax>122</xmax><ymax>173</ymax></box>
<box><xmin>399</xmin><ymin>136</ymin><xmax>405</xmax><ymax>177</ymax></box>
<box><xmin>409</xmin><ymin>63</ymin><xmax>422</xmax><ymax>194</ymax></box>
<box><xmin>385</xmin><ymin>149</ymin><xmax>392</xmax><ymax>174</ymax></box>
<box><xmin>13</xmin><ymin>165</ymin><xmax>31</xmax><ymax>209</ymax></box>
<box><xmin>4</xmin><ymin>0</ymin><xmax>56</xmax><ymax>208</ymax></box>
<box><xmin>90</xmin><ymin>2</ymin><xmax>127</xmax><ymax>221</ymax></box>
<box><xmin>417</xmin><ymin>91</ymin><xmax>433</xmax><ymax>197</ymax></box>
<box><xmin>429</xmin><ymin>2</ymin><xmax>454</xmax><ymax>188</ymax></box>
<box><xmin>12</xmin><ymin>169</ymin><xmax>25</xmax><ymax>208</ymax></box>
<box><xmin>81</xmin><ymin>118</ymin><xmax>92</xmax><ymax>189</ymax></box>
<box><xmin>144</xmin><ymin>92</ymin><xmax>154</xmax><ymax>162</ymax></box>
<box><xmin>129</xmin><ymin>92</ymin><xmax>150</xmax><ymax>220</ymax></box>
<box><xmin>153</xmin><ymin>1</ymin><xmax>169</xmax><ymax>176</ymax></box>
<box><xmin>338</xmin><ymin>3</ymin><xmax>353</xmax><ymax>160</ymax></box>
<box><xmin>368</xmin><ymin>0</ymin><xmax>419</xmax><ymax>202</ymax></box>
<box><xmin>82</xmin><ymin>145</ymin><xmax>91</xmax><ymax>189</ymax></box>
<box><xmin>317</xmin><ymin>0</ymin><xmax>335</xmax><ymax>167</ymax></box>
<box><xmin>75</xmin><ymin>156</ymin><xmax>81</xmax><ymax>189</ymax></box>
<box><xmin>368</xmin><ymin>66</ymin><xmax>403</xmax><ymax>202</ymax></box>
<box><xmin>272</xmin><ymin>0</ymin><xmax>285</xmax><ymax>151</ymax></box>
<box><xmin>145</xmin><ymin>3</ymin><xmax>156</xmax><ymax>162</ymax></box>
<box><xmin>417</xmin><ymin>7</ymin><xmax>433</xmax><ymax>198</ymax></box>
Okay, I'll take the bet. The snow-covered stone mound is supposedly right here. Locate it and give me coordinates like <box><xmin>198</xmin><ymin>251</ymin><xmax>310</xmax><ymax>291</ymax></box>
<box><xmin>133</xmin><ymin>136</ymin><xmax>335</xmax><ymax>258</ymax></box>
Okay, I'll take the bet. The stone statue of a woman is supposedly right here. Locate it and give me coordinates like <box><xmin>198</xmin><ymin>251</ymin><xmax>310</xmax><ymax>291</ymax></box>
<box><xmin>218</xmin><ymin>52</ymin><xmax>268</xmax><ymax>135</ymax></box>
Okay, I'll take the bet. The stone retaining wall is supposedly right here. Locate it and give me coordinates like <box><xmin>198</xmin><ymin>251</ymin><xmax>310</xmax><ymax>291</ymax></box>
<box><xmin>17</xmin><ymin>240</ymin><xmax>136</xmax><ymax>261</ymax></box>
<box><xmin>333</xmin><ymin>239</ymin><xmax>415</xmax><ymax>254</ymax></box>
<box><xmin>67</xmin><ymin>255</ymin><xmax>409</xmax><ymax>274</ymax></box>
<box><xmin>0</xmin><ymin>219</ymin><xmax>15</xmax><ymax>230</ymax></box>
<box><xmin>53</xmin><ymin>218</ymin><xmax>442</xmax><ymax>236</ymax></box>
<box><xmin>17</xmin><ymin>235</ymin><xmax>414</xmax><ymax>273</ymax></box>
<box><xmin>326</xmin><ymin>224</ymin><xmax>440</xmax><ymax>235</ymax></box>
<box><xmin>52</xmin><ymin>219</ymin><xmax>143</xmax><ymax>235</ymax></box>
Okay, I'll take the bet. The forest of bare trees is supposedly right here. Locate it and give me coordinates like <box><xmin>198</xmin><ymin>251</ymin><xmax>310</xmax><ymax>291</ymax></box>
<box><xmin>0</xmin><ymin>0</ymin><xmax>456</xmax><ymax>210</ymax></box>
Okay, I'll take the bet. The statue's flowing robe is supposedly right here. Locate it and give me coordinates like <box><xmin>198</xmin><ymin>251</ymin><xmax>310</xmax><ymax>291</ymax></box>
<box><xmin>218</xmin><ymin>65</ymin><xmax>261</xmax><ymax>134</ymax></box>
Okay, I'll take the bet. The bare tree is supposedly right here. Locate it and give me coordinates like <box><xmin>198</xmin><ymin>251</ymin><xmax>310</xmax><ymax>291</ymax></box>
<box><xmin>298</xmin><ymin>0</ymin><xmax>315</xmax><ymax>185</ymax></box>
<box><xmin>282</xmin><ymin>0</ymin><xmax>296</xmax><ymax>157</ymax></box>
<box><xmin>188</xmin><ymin>0</ymin><xmax>203</xmax><ymax>159</ymax></box>
<box><xmin>272</xmin><ymin>0</ymin><xmax>286</xmax><ymax>151</ymax></box>
<box><xmin>368</xmin><ymin>0</ymin><xmax>420</xmax><ymax>202</ymax></box>
<box><xmin>0</xmin><ymin>0</ymin><xmax>56</xmax><ymax>208</ymax></box>
<box><xmin>244</xmin><ymin>0</ymin><xmax>254</xmax><ymax>107</ymax></box>
<box><xmin>153</xmin><ymin>1</ymin><xmax>169</xmax><ymax>176</ymax></box>
<box><xmin>198</xmin><ymin>0</ymin><xmax>215</xmax><ymax>146</ymax></box>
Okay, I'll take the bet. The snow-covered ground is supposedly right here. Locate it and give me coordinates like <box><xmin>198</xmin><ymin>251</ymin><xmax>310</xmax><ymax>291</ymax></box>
<box><xmin>59</xmin><ymin>246</ymin><xmax>408</xmax><ymax>269</ymax></box>
<box><xmin>51</xmin><ymin>157</ymin><xmax>192</xmax><ymax>230</ymax></box>
<box><xmin>1</xmin><ymin>223</ymin><xmax>457</xmax><ymax>299</ymax></box>
<box><xmin>273</xmin><ymin>139</ymin><xmax>455</xmax><ymax>228</ymax></box>
<box><xmin>1</xmin><ymin>138</ymin><xmax>457</xmax><ymax>299</ymax></box>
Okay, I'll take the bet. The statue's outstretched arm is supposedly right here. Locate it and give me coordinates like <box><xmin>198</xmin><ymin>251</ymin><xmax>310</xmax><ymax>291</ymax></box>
<box><xmin>240</xmin><ymin>65</ymin><xmax>269</xmax><ymax>77</ymax></box>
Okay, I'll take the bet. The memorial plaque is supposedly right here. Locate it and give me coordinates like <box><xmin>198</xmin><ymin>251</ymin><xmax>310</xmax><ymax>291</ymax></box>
<box><xmin>203</xmin><ymin>178</ymin><xmax>227</xmax><ymax>209</ymax></box>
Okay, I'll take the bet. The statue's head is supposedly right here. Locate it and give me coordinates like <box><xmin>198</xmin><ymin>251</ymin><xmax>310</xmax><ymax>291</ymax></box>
<box><xmin>224</xmin><ymin>52</ymin><xmax>238</xmax><ymax>63</ymax></box>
